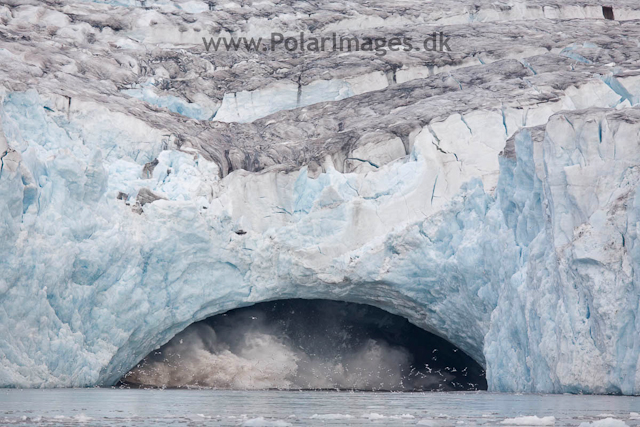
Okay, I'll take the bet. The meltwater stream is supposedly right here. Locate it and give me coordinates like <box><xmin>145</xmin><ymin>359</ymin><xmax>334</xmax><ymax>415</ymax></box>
<box><xmin>2</xmin><ymin>389</ymin><xmax>640</xmax><ymax>426</ymax></box>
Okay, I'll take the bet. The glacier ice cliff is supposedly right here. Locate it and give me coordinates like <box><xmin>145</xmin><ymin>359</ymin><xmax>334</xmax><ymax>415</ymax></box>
<box><xmin>1</xmin><ymin>0</ymin><xmax>640</xmax><ymax>394</ymax></box>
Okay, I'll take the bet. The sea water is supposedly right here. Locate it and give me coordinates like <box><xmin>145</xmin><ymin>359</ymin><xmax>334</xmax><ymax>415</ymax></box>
<box><xmin>1</xmin><ymin>389</ymin><xmax>639</xmax><ymax>426</ymax></box>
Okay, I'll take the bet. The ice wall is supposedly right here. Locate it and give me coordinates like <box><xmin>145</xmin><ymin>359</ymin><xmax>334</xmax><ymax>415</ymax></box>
<box><xmin>486</xmin><ymin>110</ymin><xmax>640</xmax><ymax>395</ymax></box>
<box><xmin>0</xmin><ymin>89</ymin><xmax>504</xmax><ymax>386</ymax></box>
<box><xmin>2</xmin><ymin>85</ymin><xmax>640</xmax><ymax>393</ymax></box>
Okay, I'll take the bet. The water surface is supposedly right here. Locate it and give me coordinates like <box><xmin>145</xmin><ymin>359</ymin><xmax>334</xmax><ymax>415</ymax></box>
<box><xmin>1</xmin><ymin>389</ymin><xmax>640</xmax><ymax>426</ymax></box>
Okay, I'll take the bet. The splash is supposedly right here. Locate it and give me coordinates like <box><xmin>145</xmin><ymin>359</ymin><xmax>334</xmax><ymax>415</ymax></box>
<box><xmin>121</xmin><ymin>300</ymin><xmax>485</xmax><ymax>390</ymax></box>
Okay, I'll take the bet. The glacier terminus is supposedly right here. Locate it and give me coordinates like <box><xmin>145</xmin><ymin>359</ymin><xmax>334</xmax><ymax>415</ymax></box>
<box><xmin>1</xmin><ymin>0</ymin><xmax>640</xmax><ymax>397</ymax></box>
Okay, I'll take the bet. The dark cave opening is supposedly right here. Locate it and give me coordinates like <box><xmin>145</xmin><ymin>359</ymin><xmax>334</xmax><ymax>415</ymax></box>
<box><xmin>119</xmin><ymin>299</ymin><xmax>487</xmax><ymax>391</ymax></box>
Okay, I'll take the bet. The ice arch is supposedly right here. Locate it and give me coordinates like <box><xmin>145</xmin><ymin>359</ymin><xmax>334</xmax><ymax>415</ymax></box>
<box><xmin>1</xmin><ymin>90</ymin><xmax>504</xmax><ymax>389</ymax></box>
<box><xmin>98</xmin><ymin>278</ymin><xmax>494</xmax><ymax>387</ymax></box>
<box><xmin>94</xmin><ymin>175</ymin><xmax>506</xmax><ymax>387</ymax></box>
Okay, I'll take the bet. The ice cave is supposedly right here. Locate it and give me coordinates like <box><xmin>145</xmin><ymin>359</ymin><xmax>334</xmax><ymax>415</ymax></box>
<box><xmin>118</xmin><ymin>299</ymin><xmax>487</xmax><ymax>391</ymax></box>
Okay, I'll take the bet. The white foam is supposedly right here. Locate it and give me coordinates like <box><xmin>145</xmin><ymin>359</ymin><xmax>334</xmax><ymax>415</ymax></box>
<box><xmin>73</xmin><ymin>414</ymin><xmax>94</xmax><ymax>423</ymax></box>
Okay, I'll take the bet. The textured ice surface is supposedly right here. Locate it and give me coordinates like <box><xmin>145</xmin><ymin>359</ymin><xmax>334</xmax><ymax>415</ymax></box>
<box><xmin>2</xmin><ymin>0</ymin><xmax>640</xmax><ymax>393</ymax></box>
<box><xmin>122</xmin><ymin>86</ymin><xmax>214</xmax><ymax>120</ymax></box>
<box><xmin>213</xmin><ymin>79</ymin><xmax>357</xmax><ymax>123</ymax></box>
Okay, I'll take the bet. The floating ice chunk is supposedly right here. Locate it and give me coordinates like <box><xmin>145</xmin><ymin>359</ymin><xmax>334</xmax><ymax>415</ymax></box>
<box><xmin>242</xmin><ymin>417</ymin><xmax>292</xmax><ymax>427</ymax></box>
<box><xmin>361</xmin><ymin>413</ymin><xmax>387</xmax><ymax>419</ymax></box>
<box><xmin>579</xmin><ymin>419</ymin><xmax>628</xmax><ymax>427</ymax></box>
<box><xmin>310</xmin><ymin>414</ymin><xmax>354</xmax><ymax>419</ymax></box>
<box><xmin>501</xmin><ymin>416</ymin><xmax>556</xmax><ymax>425</ymax></box>
<box><xmin>398</xmin><ymin>414</ymin><xmax>415</xmax><ymax>419</ymax></box>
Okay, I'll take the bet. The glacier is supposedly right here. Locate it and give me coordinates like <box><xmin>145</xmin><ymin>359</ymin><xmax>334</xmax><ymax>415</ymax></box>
<box><xmin>1</xmin><ymin>0</ymin><xmax>640</xmax><ymax>394</ymax></box>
